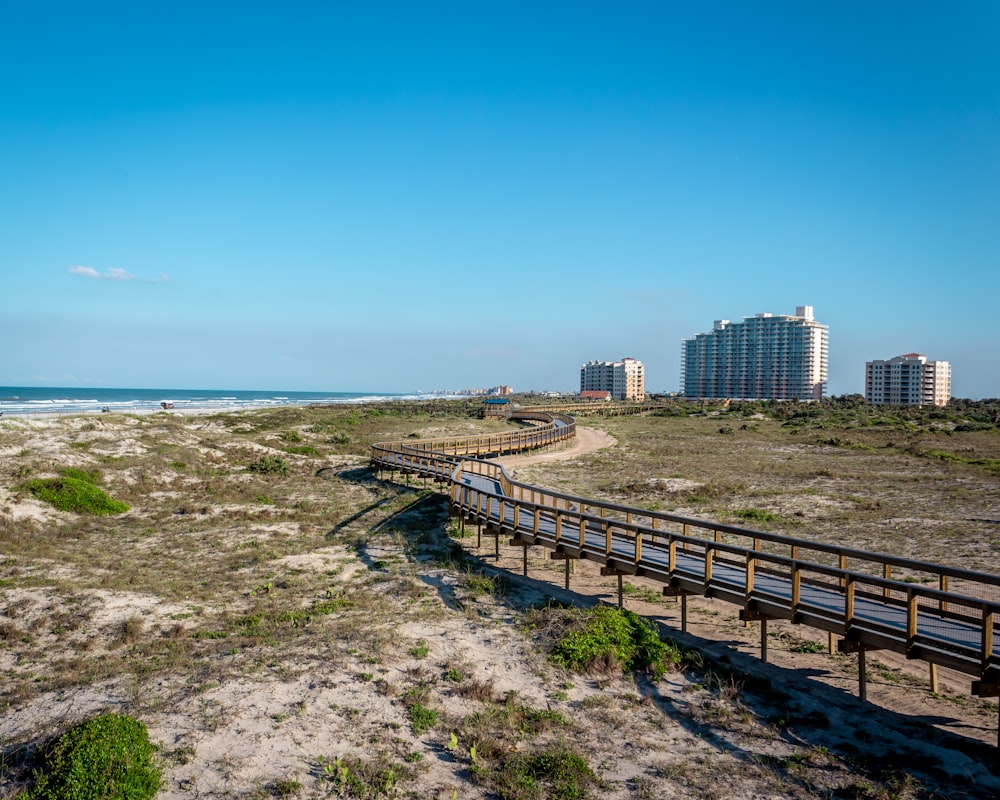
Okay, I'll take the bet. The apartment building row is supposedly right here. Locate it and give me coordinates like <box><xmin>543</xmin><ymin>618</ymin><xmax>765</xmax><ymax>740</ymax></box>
<box><xmin>581</xmin><ymin>306</ymin><xmax>951</xmax><ymax>407</ymax></box>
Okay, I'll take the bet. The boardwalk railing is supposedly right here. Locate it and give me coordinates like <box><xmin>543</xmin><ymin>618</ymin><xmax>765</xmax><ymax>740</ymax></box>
<box><xmin>371</xmin><ymin>413</ymin><xmax>1000</xmax><ymax>708</ymax></box>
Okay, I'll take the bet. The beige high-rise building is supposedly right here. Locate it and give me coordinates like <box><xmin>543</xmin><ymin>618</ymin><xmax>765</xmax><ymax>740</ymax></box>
<box><xmin>682</xmin><ymin>306</ymin><xmax>828</xmax><ymax>401</ymax></box>
<box><xmin>580</xmin><ymin>357</ymin><xmax>645</xmax><ymax>401</ymax></box>
<box><xmin>865</xmin><ymin>353</ymin><xmax>951</xmax><ymax>407</ymax></box>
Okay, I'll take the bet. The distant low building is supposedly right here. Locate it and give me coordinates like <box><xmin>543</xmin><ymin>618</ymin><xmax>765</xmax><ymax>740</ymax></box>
<box><xmin>865</xmin><ymin>353</ymin><xmax>951</xmax><ymax>407</ymax></box>
<box><xmin>580</xmin><ymin>390</ymin><xmax>612</xmax><ymax>402</ymax></box>
<box><xmin>580</xmin><ymin>357</ymin><xmax>645</xmax><ymax>401</ymax></box>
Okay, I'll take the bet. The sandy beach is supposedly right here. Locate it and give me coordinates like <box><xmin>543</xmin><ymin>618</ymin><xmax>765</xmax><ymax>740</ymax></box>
<box><xmin>2</xmin><ymin>406</ymin><xmax>999</xmax><ymax>799</ymax></box>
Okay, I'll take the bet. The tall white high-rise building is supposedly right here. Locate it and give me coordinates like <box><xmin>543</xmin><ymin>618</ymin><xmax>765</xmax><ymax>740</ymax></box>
<box><xmin>580</xmin><ymin>357</ymin><xmax>645</xmax><ymax>401</ymax></box>
<box><xmin>682</xmin><ymin>306</ymin><xmax>828</xmax><ymax>401</ymax></box>
<box><xmin>865</xmin><ymin>353</ymin><xmax>951</xmax><ymax>407</ymax></box>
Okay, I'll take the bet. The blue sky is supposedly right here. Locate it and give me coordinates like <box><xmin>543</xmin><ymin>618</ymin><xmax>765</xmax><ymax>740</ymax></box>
<box><xmin>2</xmin><ymin>2</ymin><xmax>998</xmax><ymax>397</ymax></box>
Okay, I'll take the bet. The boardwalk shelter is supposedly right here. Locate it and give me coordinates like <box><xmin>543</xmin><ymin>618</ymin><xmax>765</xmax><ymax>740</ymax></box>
<box><xmin>482</xmin><ymin>397</ymin><xmax>510</xmax><ymax>418</ymax></box>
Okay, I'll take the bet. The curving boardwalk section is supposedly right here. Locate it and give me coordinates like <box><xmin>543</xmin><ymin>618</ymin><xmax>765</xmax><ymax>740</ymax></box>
<box><xmin>371</xmin><ymin>411</ymin><xmax>1000</xmax><ymax>737</ymax></box>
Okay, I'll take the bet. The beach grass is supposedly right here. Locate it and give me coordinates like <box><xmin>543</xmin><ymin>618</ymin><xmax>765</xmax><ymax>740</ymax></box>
<box><xmin>1</xmin><ymin>401</ymin><xmax>999</xmax><ymax>798</ymax></box>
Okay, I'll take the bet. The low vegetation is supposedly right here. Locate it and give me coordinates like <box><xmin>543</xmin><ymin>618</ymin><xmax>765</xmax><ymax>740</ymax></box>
<box><xmin>20</xmin><ymin>467</ymin><xmax>129</xmax><ymax>515</ymax></box>
<box><xmin>535</xmin><ymin>605</ymin><xmax>683</xmax><ymax>679</ymax></box>
<box><xmin>22</xmin><ymin>713</ymin><xmax>161</xmax><ymax>800</ymax></box>
<box><xmin>470</xmin><ymin>744</ymin><xmax>599</xmax><ymax>800</ymax></box>
<box><xmin>247</xmin><ymin>455</ymin><xmax>290</xmax><ymax>475</ymax></box>
<box><xmin>1</xmin><ymin>399</ymin><xmax>998</xmax><ymax>798</ymax></box>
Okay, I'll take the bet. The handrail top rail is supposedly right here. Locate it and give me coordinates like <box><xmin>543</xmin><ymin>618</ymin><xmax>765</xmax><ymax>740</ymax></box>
<box><xmin>444</xmin><ymin>459</ymin><xmax>1000</xmax><ymax>591</ymax></box>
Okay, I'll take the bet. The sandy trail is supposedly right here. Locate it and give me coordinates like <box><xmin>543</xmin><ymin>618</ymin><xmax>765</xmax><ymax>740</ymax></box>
<box><xmin>494</xmin><ymin>425</ymin><xmax>617</xmax><ymax>472</ymax></box>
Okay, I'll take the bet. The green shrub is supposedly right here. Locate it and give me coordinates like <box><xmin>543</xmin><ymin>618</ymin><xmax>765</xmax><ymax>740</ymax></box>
<box><xmin>407</xmin><ymin>703</ymin><xmax>438</xmax><ymax>735</ymax></box>
<box><xmin>409</xmin><ymin>639</ymin><xmax>430</xmax><ymax>658</ymax></box>
<box><xmin>282</xmin><ymin>445</ymin><xmax>320</xmax><ymax>456</ymax></box>
<box><xmin>471</xmin><ymin>745</ymin><xmax>598</xmax><ymax>800</ymax></box>
<box><xmin>26</xmin><ymin>713</ymin><xmax>162</xmax><ymax>800</ymax></box>
<box><xmin>550</xmin><ymin>606</ymin><xmax>675</xmax><ymax>678</ymax></box>
<box><xmin>247</xmin><ymin>455</ymin><xmax>289</xmax><ymax>475</ymax></box>
<box><xmin>21</xmin><ymin>472</ymin><xmax>129</xmax><ymax>515</ymax></box>
<box><xmin>60</xmin><ymin>467</ymin><xmax>102</xmax><ymax>484</ymax></box>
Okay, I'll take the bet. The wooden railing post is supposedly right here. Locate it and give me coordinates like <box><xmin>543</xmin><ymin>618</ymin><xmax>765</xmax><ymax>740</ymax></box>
<box><xmin>791</xmin><ymin>563</ymin><xmax>801</xmax><ymax>617</ymax></box>
<box><xmin>982</xmin><ymin>609</ymin><xmax>996</xmax><ymax>666</ymax></box>
<box><xmin>845</xmin><ymin>576</ymin><xmax>856</xmax><ymax>629</ymax></box>
<box><xmin>906</xmin><ymin>588</ymin><xmax>918</xmax><ymax>644</ymax></box>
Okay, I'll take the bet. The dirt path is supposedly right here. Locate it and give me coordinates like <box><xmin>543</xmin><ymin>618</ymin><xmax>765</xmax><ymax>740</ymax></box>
<box><xmin>494</xmin><ymin>425</ymin><xmax>617</xmax><ymax>472</ymax></box>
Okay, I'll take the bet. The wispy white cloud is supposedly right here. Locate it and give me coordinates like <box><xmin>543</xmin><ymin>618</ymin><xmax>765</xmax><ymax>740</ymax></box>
<box><xmin>69</xmin><ymin>265</ymin><xmax>169</xmax><ymax>283</ymax></box>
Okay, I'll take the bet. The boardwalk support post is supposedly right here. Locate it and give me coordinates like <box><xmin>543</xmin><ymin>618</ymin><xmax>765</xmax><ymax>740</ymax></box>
<box><xmin>971</xmin><ymin>680</ymin><xmax>1000</xmax><ymax>748</ymax></box>
<box><xmin>740</xmin><ymin>610</ymin><xmax>771</xmax><ymax>663</ymax></box>
<box><xmin>550</xmin><ymin>552</ymin><xmax>574</xmax><ymax>591</ymax></box>
<box><xmin>859</xmin><ymin>646</ymin><xmax>867</xmax><ymax>702</ymax></box>
<box><xmin>664</xmin><ymin>587</ymin><xmax>693</xmax><ymax>633</ymax></box>
<box><xmin>839</xmin><ymin>638</ymin><xmax>877</xmax><ymax>702</ymax></box>
<box><xmin>509</xmin><ymin>540</ymin><xmax>531</xmax><ymax>576</ymax></box>
<box><xmin>601</xmin><ymin>568</ymin><xmax>629</xmax><ymax>609</ymax></box>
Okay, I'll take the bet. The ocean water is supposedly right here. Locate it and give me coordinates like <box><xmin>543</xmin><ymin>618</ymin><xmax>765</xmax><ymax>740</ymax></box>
<box><xmin>0</xmin><ymin>387</ymin><xmax>449</xmax><ymax>417</ymax></box>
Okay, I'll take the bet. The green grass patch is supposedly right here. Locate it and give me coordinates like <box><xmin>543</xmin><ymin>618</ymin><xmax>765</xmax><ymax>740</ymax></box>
<box><xmin>407</xmin><ymin>702</ymin><xmax>438</xmax><ymax>735</ymax></box>
<box><xmin>733</xmin><ymin>508</ymin><xmax>779</xmax><ymax>524</ymax></box>
<box><xmin>247</xmin><ymin>455</ymin><xmax>290</xmax><ymax>475</ymax></box>
<box><xmin>919</xmin><ymin>449</ymin><xmax>1000</xmax><ymax>475</ymax></box>
<box><xmin>24</xmin><ymin>713</ymin><xmax>161</xmax><ymax>800</ymax></box>
<box><xmin>471</xmin><ymin>745</ymin><xmax>598</xmax><ymax>800</ymax></box>
<box><xmin>319</xmin><ymin>754</ymin><xmax>408</xmax><ymax>798</ymax></box>
<box><xmin>283</xmin><ymin>445</ymin><xmax>321</xmax><ymax>456</ymax></box>
<box><xmin>546</xmin><ymin>606</ymin><xmax>679</xmax><ymax>679</ymax></box>
<box><xmin>21</xmin><ymin>469</ymin><xmax>129</xmax><ymax>515</ymax></box>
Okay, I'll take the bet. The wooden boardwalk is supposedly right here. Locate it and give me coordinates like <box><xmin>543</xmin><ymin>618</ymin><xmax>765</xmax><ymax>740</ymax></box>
<box><xmin>371</xmin><ymin>410</ymin><xmax>1000</xmax><ymax>742</ymax></box>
